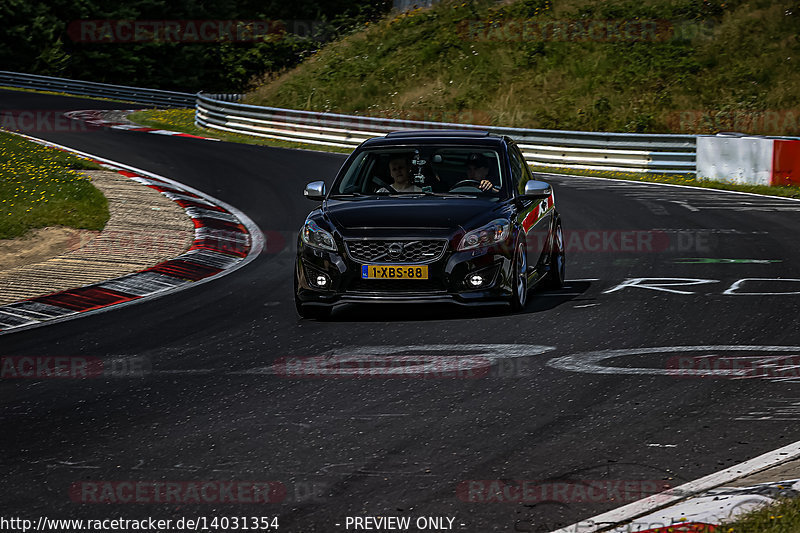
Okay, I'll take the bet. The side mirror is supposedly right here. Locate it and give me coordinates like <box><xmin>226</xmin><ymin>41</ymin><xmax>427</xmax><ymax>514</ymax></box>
<box><xmin>522</xmin><ymin>180</ymin><xmax>552</xmax><ymax>199</ymax></box>
<box><xmin>304</xmin><ymin>181</ymin><xmax>326</xmax><ymax>201</ymax></box>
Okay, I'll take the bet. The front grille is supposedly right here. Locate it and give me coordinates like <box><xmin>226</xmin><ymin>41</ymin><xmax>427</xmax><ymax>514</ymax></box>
<box><xmin>347</xmin><ymin>279</ymin><xmax>445</xmax><ymax>293</ymax></box>
<box><xmin>345</xmin><ymin>239</ymin><xmax>447</xmax><ymax>264</ymax></box>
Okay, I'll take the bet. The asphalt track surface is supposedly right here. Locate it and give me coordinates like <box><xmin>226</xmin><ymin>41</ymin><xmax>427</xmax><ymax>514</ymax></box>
<box><xmin>3</xmin><ymin>89</ymin><xmax>800</xmax><ymax>532</ymax></box>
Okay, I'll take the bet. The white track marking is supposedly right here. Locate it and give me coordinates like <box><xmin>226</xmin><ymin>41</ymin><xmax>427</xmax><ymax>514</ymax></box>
<box><xmin>547</xmin><ymin>345</ymin><xmax>800</xmax><ymax>378</ymax></box>
<box><xmin>237</xmin><ymin>344</ymin><xmax>555</xmax><ymax>377</ymax></box>
<box><xmin>550</xmin><ymin>439</ymin><xmax>800</xmax><ymax>533</ymax></box>
<box><xmin>724</xmin><ymin>278</ymin><xmax>800</xmax><ymax>295</ymax></box>
<box><xmin>540</xmin><ymin>172</ymin><xmax>800</xmax><ymax>205</ymax></box>
<box><xmin>602</xmin><ymin>278</ymin><xmax>719</xmax><ymax>295</ymax></box>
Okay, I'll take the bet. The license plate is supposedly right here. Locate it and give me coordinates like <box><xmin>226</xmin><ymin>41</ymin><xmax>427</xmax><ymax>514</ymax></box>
<box><xmin>361</xmin><ymin>265</ymin><xmax>428</xmax><ymax>280</ymax></box>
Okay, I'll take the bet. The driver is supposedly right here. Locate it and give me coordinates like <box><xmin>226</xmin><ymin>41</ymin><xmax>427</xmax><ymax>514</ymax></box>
<box><xmin>378</xmin><ymin>154</ymin><xmax>422</xmax><ymax>193</ymax></box>
<box><xmin>466</xmin><ymin>153</ymin><xmax>499</xmax><ymax>192</ymax></box>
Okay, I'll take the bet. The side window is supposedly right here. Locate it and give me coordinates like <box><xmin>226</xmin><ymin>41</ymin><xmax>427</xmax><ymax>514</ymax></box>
<box><xmin>337</xmin><ymin>152</ymin><xmax>368</xmax><ymax>193</ymax></box>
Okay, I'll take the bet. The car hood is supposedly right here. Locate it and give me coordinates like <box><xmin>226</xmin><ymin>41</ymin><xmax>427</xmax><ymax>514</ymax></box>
<box><xmin>324</xmin><ymin>197</ymin><xmax>505</xmax><ymax>233</ymax></box>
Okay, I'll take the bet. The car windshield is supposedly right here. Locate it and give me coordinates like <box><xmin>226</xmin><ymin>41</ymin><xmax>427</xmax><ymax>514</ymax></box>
<box><xmin>332</xmin><ymin>146</ymin><xmax>505</xmax><ymax>198</ymax></box>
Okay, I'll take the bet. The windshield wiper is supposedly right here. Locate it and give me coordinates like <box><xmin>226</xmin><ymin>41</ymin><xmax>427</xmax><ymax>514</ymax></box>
<box><xmin>329</xmin><ymin>193</ymin><xmax>369</xmax><ymax>198</ymax></box>
<box><xmin>421</xmin><ymin>191</ymin><xmax>477</xmax><ymax>198</ymax></box>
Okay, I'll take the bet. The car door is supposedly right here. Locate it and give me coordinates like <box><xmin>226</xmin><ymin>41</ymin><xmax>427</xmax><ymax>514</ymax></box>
<box><xmin>510</xmin><ymin>143</ymin><xmax>551</xmax><ymax>274</ymax></box>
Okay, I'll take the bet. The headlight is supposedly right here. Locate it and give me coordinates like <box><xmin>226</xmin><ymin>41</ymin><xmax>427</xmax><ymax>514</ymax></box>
<box><xmin>458</xmin><ymin>219</ymin><xmax>511</xmax><ymax>251</ymax></box>
<box><xmin>301</xmin><ymin>219</ymin><xmax>337</xmax><ymax>252</ymax></box>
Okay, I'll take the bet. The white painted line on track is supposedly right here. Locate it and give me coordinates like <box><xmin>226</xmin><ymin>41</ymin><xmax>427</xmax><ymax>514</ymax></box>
<box><xmin>536</xmin><ymin>171</ymin><xmax>800</xmax><ymax>204</ymax></box>
<box><xmin>550</xmin><ymin>440</ymin><xmax>800</xmax><ymax>532</ymax></box>
<box><xmin>548</xmin><ymin>345</ymin><xmax>800</xmax><ymax>378</ymax></box>
<box><xmin>235</xmin><ymin>344</ymin><xmax>556</xmax><ymax>377</ymax></box>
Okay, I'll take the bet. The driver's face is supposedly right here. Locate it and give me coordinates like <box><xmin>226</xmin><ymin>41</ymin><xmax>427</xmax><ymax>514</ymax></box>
<box><xmin>467</xmin><ymin>164</ymin><xmax>488</xmax><ymax>181</ymax></box>
<box><xmin>389</xmin><ymin>159</ymin><xmax>410</xmax><ymax>184</ymax></box>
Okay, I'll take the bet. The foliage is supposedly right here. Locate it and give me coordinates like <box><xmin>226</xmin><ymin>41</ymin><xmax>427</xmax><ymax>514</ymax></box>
<box><xmin>723</xmin><ymin>497</ymin><xmax>800</xmax><ymax>532</ymax></box>
<box><xmin>0</xmin><ymin>0</ymin><xmax>392</xmax><ymax>92</ymax></box>
<box><xmin>0</xmin><ymin>132</ymin><xmax>107</xmax><ymax>239</ymax></box>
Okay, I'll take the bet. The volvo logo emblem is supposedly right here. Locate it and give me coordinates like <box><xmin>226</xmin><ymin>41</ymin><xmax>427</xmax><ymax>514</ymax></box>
<box><xmin>388</xmin><ymin>243</ymin><xmax>403</xmax><ymax>258</ymax></box>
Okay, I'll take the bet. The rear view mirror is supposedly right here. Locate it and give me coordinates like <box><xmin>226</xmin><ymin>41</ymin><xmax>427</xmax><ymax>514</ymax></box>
<box><xmin>304</xmin><ymin>181</ymin><xmax>326</xmax><ymax>200</ymax></box>
<box><xmin>522</xmin><ymin>180</ymin><xmax>552</xmax><ymax>199</ymax></box>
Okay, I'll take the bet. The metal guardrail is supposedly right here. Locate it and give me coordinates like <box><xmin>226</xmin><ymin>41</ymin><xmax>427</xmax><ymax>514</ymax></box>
<box><xmin>0</xmin><ymin>71</ymin><xmax>696</xmax><ymax>173</ymax></box>
<box><xmin>0</xmin><ymin>71</ymin><xmax>197</xmax><ymax>108</ymax></box>
<box><xmin>196</xmin><ymin>93</ymin><xmax>696</xmax><ymax>174</ymax></box>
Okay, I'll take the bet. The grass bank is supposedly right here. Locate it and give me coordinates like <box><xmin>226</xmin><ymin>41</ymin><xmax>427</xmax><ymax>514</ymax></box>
<box><xmin>0</xmin><ymin>131</ymin><xmax>107</xmax><ymax>239</ymax></box>
<box><xmin>724</xmin><ymin>497</ymin><xmax>800</xmax><ymax>532</ymax></box>
<box><xmin>247</xmin><ymin>0</ymin><xmax>800</xmax><ymax>136</ymax></box>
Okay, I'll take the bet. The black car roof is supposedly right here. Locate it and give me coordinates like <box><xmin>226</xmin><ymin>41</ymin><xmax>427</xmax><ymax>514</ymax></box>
<box><xmin>361</xmin><ymin>130</ymin><xmax>508</xmax><ymax>148</ymax></box>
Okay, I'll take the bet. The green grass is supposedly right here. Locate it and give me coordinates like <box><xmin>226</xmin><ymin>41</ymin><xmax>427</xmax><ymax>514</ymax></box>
<box><xmin>246</xmin><ymin>0</ymin><xmax>800</xmax><ymax>136</ymax></box>
<box><xmin>127</xmin><ymin>109</ymin><xmax>353</xmax><ymax>153</ymax></box>
<box><xmin>0</xmin><ymin>131</ymin><xmax>108</xmax><ymax>239</ymax></box>
<box><xmin>723</xmin><ymin>497</ymin><xmax>800</xmax><ymax>532</ymax></box>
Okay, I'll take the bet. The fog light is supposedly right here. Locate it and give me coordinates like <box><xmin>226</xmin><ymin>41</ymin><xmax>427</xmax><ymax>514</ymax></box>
<box><xmin>468</xmin><ymin>274</ymin><xmax>484</xmax><ymax>287</ymax></box>
<box><xmin>304</xmin><ymin>265</ymin><xmax>332</xmax><ymax>290</ymax></box>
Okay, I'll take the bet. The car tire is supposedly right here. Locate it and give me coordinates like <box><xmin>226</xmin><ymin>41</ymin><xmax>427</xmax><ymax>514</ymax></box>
<box><xmin>510</xmin><ymin>240</ymin><xmax>528</xmax><ymax>312</ymax></box>
<box><xmin>545</xmin><ymin>220</ymin><xmax>566</xmax><ymax>289</ymax></box>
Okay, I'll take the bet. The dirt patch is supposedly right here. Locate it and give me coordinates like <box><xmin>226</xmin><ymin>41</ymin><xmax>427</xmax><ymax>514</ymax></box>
<box><xmin>0</xmin><ymin>227</ymin><xmax>100</xmax><ymax>271</ymax></box>
<box><xmin>0</xmin><ymin>170</ymin><xmax>196</xmax><ymax>306</ymax></box>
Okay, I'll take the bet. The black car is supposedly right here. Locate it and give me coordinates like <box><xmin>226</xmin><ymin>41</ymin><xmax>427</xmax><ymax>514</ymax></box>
<box><xmin>294</xmin><ymin>130</ymin><xmax>565</xmax><ymax>318</ymax></box>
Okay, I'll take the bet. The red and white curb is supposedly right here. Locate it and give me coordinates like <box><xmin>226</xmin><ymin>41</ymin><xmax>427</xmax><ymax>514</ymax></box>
<box><xmin>605</xmin><ymin>478</ymin><xmax>800</xmax><ymax>532</ymax></box>
<box><xmin>0</xmin><ymin>133</ymin><xmax>264</xmax><ymax>335</ymax></box>
<box><xmin>551</xmin><ymin>440</ymin><xmax>800</xmax><ymax>533</ymax></box>
<box><xmin>63</xmin><ymin>109</ymin><xmax>219</xmax><ymax>141</ymax></box>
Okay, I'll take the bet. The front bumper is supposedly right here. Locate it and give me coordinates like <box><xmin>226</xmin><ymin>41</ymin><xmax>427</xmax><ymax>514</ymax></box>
<box><xmin>295</xmin><ymin>238</ymin><xmax>514</xmax><ymax>307</ymax></box>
